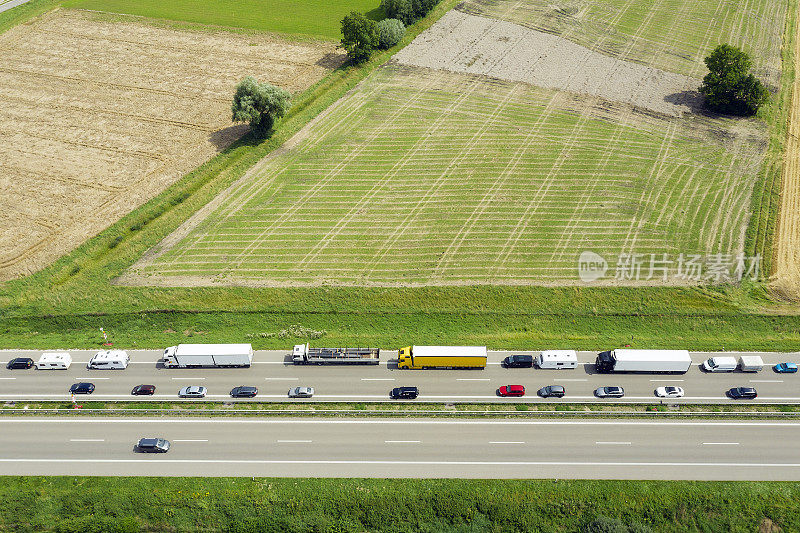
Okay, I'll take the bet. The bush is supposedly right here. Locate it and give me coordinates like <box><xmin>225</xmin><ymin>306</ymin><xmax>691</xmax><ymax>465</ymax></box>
<box><xmin>376</xmin><ymin>18</ymin><xmax>405</xmax><ymax>49</ymax></box>
<box><xmin>381</xmin><ymin>0</ymin><xmax>414</xmax><ymax>25</ymax></box>
<box><xmin>699</xmin><ymin>44</ymin><xmax>769</xmax><ymax>115</ymax></box>
<box><xmin>583</xmin><ymin>516</ymin><xmax>653</xmax><ymax>533</ymax></box>
<box><xmin>340</xmin><ymin>11</ymin><xmax>379</xmax><ymax>63</ymax></box>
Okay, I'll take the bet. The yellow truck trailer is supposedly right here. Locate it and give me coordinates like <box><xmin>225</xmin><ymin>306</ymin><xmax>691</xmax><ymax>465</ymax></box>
<box><xmin>397</xmin><ymin>346</ymin><xmax>487</xmax><ymax>369</ymax></box>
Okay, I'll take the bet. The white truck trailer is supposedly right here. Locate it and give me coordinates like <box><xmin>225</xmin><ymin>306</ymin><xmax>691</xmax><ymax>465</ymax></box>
<box><xmin>87</xmin><ymin>349</ymin><xmax>129</xmax><ymax>369</ymax></box>
<box><xmin>35</xmin><ymin>352</ymin><xmax>72</xmax><ymax>370</ymax></box>
<box><xmin>535</xmin><ymin>350</ymin><xmax>579</xmax><ymax>369</ymax></box>
<box><xmin>162</xmin><ymin>344</ymin><xmax>253</xmax><ymax>368</ymax></box>
<box><xmin>292</xmin><ymin>344</ymin><xmax>379</xmax><ymax>365</ymax></box>
<box><xmin>738</xmin><ymin>355</ymin><xmax>764</xmax><ymax>372</ymax></box>
<box><xmin>595</xmin><ymin>349</ymin><xmax>692</xmax><ymax>373</ymax></box>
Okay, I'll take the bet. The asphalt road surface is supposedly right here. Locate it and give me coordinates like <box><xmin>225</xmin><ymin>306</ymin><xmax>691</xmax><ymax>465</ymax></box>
<box><xmin>1</xmin><ymin>349</ymin><xmax>798</xmax><ymax>403</ymax></box>
<box><xmin>0</xmin><ymin>417</ymin><xmax>798</xmax><ymax>479</ymax></box>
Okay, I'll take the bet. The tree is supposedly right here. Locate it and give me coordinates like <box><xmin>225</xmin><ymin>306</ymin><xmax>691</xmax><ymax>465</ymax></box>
<box><xmin>340</xmin><ymin>11</ymin><xmax>379</xmax><ymax>63</ymax></box>
<box><xmin>699</xmin><ymin>44</ymin><xmax>769</xmax><ymax>115</ymax></box>
<box><xmin>376</xmin><ymin>18</ymin><xmax>405</xmax><ymax>49</ymax></box>
<box><xmin>231</xmin><ymin>77</ymin><xmax>291</xmax><ymax>136</ymax></box>
<box><xmin>381</xmin><ymin>0</ymin><xmax>415</xmax><ymax>25</ymax></box>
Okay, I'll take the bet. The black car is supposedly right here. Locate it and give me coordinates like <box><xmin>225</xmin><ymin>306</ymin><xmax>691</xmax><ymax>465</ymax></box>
<box><xmin>728</xmin><ymin>387</ymin><xmax>757</xmax><ymax>399</ymax></box>
<box><xmin>538</xmin><ymin>385</ymin><xmax>566</xmax><ymax>398</ymax></box>
<box><xmin>69</xmin><ymin>382</ymin><xmax>95</xmax><ymax>394</ymax></box>
<box><xmin>390</xmin><ymin>386</ymin><xmax>419</xmax><ymax>399</ymax></box>
<box><xmin>136</xmin><ymin>438</ymin><xmax>170</xmax><ymax>453</ymax></box>
<box><xmin>6</xmin><ymin>358</ymin><xmax>33</xmax><ymax>370</ymax></box>
<box><xmin>230</xmin><ymin>386</ymin><xmax>258</xmax><ymax>398</ymax></box>
<box><xmin>131</xmin><ymin>384</ymin><xmax>156</xmax><ymax>396</ymax></box>
<box><xmin>503</xmin><ymin>355</ymin><xmax>534</xmax><ymax>368</ymax></box>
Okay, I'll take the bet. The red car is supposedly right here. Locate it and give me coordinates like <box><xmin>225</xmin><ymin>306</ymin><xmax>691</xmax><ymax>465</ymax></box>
<box><xmin>498</xmin><ymin>385</ymin><xmax>525</xmax><ymax>397</ymax></box>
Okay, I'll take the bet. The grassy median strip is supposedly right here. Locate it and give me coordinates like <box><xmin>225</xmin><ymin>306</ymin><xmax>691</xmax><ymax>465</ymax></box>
<box><xmin>1</xmin><ymin>477</ymin><xmax>798</xmax><ymax>531</ymax></box>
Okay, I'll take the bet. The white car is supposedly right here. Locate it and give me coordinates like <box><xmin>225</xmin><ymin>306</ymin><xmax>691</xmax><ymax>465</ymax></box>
<box><xmin>178</xmin><ymin>386</ymin><xmax>207</xmax><ymax>398</ymax></box>
<box><xmin>655</xmin><ymin>386</ymin><xmax>684</xmax><ymax>398</ymax></box>
<box><xmin>288</xmin><ymin>386</ymin><xmax>314</xmax><ymax>398</ymax></box>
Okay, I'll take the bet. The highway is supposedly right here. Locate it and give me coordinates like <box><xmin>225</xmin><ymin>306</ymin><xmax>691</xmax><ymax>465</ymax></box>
<box><xmin>0</xmin><ymin>349</ymin><xmax>798</xmax><ymax>403</ymax></box>
<box><xmin>0</xmin><ymin>417</ymin><xmax>798</xmax><ymax>479</ymax></box>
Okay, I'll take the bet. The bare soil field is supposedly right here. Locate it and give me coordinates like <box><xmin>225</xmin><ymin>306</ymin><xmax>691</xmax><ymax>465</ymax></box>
<box><xmin>0</xmin><ymin>9</ymin><xmax>343</xmax><ymax>281</ymax></box>
<box><xmin>394</xmin><ymin>10</ymin><xmax>699</xmax><ymax>117</ymax></box>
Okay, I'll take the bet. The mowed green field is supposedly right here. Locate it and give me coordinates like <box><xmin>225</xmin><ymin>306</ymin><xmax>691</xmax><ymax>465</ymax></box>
<box><xmin>62</xmin><ymin>0</ymin><xmax>382</xmax><ymax>39</ymax></box>
<box><xmin>126</xmin><ymin>65</ymin><xmax>766</xmax><ymax>286</ymax></box>
<box><xmin>462</xmin><ymin>0</ymin><xmax>787</xmax><ymax>84</ymax></box>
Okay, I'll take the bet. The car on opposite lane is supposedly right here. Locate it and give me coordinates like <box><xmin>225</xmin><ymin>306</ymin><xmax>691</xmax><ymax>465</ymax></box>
<box><xmin>230</xmin><ymin>386</ymin><xmax>258</xmax><ymax>398</ymax></box>
<box><xmin>6</xmin><ymin>358</ymin><xmax>33</xmax><ymax>370</ymax></box>
<box><xmin>774</xmin><ymin>362</ymin><xmax>798</xmax><ymax>373</ymax></box>
<box><xmin>131</xmin><ymin>384</ymin><xmax>156</xmax><ymax>396</ymax></box>
<box><xmin>390</xmin><ymin>386</ymin><xmax>419</xmax><ymax>399</ymax></box>
<box><xmin>178</xmin><ymin>386</ymin><xmax>207</xmax><ymax>398</ymax></box>
<box><xmin>498</xmin><ymin>385</ymin><xmax>525</xmax><ymax>397</ymax></box>
<box><xmin>69</xmin><ymin>382</ymin><xmax>95</xmax><ymax>394</ymax></box>
<box><xmin>136</xmin><ymin>438</ymin><xmax>170</xmax><ymax>453</ymax></box>
<box><xmin>288</xmin><ymin>386</ymin><xmax>314</xmax><ymax>398</ymax></box>
<box><xmin>595</xmin><ymin>386</ymin><xmax>624</xmax><ymax>398</ymax></box>
<box><xmin>727</xmin><ymin>387</ymin><xmax>757</xmax><ymax>399</ymax></box>
<box><xmin>538</xmin><ymin>385</ymin><xmax>565</xmax><ymax>398</ymax></box>
<box><xmin>655</xmin><ymin>386</ymin><xmax>684</xmax><ymax>398</ymax></box>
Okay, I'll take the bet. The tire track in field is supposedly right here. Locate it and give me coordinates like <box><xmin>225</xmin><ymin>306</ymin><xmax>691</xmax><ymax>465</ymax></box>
<box><xmin>358</xmin><ymin>78</ymin><xmax>523</xmax><ymax>282</ymax></box>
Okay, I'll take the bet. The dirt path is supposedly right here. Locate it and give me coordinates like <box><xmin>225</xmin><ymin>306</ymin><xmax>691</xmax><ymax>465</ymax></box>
<box><xmin>772</xmin><ymin>15</ymin><xmax>800</xmax><ymax>299</ymax></box>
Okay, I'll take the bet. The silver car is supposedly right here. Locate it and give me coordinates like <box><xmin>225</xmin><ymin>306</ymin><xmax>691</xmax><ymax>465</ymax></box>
<box><xmin>178</xmin><ymin>385</ymin><xmax>207</xmax><ymax>398</ymax></box>
<box><xmin>288</xmin><ymin>386</ymin><xmax>314</xmax><ymax>398</ymax></box>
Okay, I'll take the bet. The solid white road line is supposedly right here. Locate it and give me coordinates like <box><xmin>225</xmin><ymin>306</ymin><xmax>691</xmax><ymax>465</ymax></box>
<box><xmin>75</xmin><ymin>377</ymin><xmax>110</xmax><ymax>380</ymax></box>
<box><xmin>3</xmin><ymin>459</ymin><xmax>800</xmax><ymax>468</ymax></box>
<box><xmin>173</xmin><ymin>439</ymin><xmax>209</xmax><ymax>442</ymax></box>
<box><xmin>489</xmin><ymin>441</ymin><xmax>525</xmax><ymax>444</ymax></box>
<box><xmin>264</xmin><ymin>378</ymin><xmax>299</xmax><ymax>381</ymax></box>
<box><xmin>360</xmin><ymin>378</ymin><xmax>395</xmax><ymax>381</ymax></box>
<box><xmin>701</xmin><ymin>442</ymin><xmax>740</xmax><ymax>446</ymax></box>
<box><xmin>277</xmin><ymin>440</ymin><xmax>312</xmax><ymax>443</ymax></box>
<box><xmin>554</xmin><ymin>379</ymin><xmax>588</xmax><ymax>382</ymax></box>
<box><xmin>649</xmin><ymin>379</ymin><xmax>684</xmax><ymax>382</ymax></box>
<box><xmin>750</xmin><ymin>380</ymin><xmax>783</xmax><ymax>383</ymax></box>
<box><xmin>595</xmin><ymin>441</ymin><xmax>632</xmax><ymax>445</ymax></box>
<box><xmin>171</xmin><ymin>377</ymin><xmax>205</xmax><ymax>380</ymax></box>
<box><xmin>0</xmin><ymin>378</ymin><xmax>16</xmax><ymax>380</ymax></box>
<box><xmin>385</xmin><ymin>440</ymin><xmax>421</xmax><ymax>444</ymax></box>
<box><xmin>69</xmin><ymin>439</ymin><xmax>104</xmax><ymax>442</ymax></box>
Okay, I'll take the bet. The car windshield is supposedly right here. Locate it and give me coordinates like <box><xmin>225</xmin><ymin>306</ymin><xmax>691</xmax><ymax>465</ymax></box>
<box><xmin>666</xmin><ymin>387</ymin><xmax>676</xmax><ymax>392</ymax></box>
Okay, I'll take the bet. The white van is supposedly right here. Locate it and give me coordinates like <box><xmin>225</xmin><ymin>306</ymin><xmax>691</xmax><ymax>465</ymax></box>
<box><xmin>87</xmin><ymin>349</ymin><xmax>130</xmax><ymax>370</ymax></box>
<box><xmin>535</xmin><ymin>350</ymin><xmax>579</xmax><ymax>369</ymax></box>
<box><xmin>35</xmin><ymin>352</ymin><xmax>72</xmax><ymax>370</ymax></box>
<box><xmin>738</xmin><ymin>355</ymin><xmax>764</xmax><ymax>373</ymax></box>
<box><xmin>702</xmin><ymin>356</ymin><xmax>737</xmax><ymax>372</ymax></box>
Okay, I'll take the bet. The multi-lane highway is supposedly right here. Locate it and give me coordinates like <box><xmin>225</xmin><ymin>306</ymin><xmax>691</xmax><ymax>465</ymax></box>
<box><xmin>0</xmin><ymin>417</ymin><xmax>798</xmax><ymax>479</ymax></box>
<box><xmin>0</xmin><ymin>349</ymin><xmax>798</xmax><ymax>403</ymax></box>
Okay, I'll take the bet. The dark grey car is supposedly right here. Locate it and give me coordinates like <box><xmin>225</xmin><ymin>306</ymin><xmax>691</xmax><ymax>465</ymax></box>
<box><xmin>136</xmin><ymin>438</ymin><xmax>170</xmax><ymax>453</ymax></box>
<box><xmin>391</xmin><ymin>386</ymin><xmax>419</xmax><ymax>399</ymax></box>
<box><xmin>728</xmin><ymin>387</ymin><xmax>757</xmax><ymax>399</ymax></box>
<box><xmin>230</xmin><ymin>386</ymin><xmax>258</xmax><ymax>398</ymax></box>
<box><xmin>538</xmin><ymin>385</ymin><xmax>566</xmax><ymax>398</ymax></box>
<box><xmin>503</xmin><ymin>355</ymin><xmax>533</xmax><ymax>368</ymax></box>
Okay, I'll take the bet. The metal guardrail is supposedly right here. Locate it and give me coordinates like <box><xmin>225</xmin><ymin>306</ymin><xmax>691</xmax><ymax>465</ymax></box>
<box><xmin>2</xmin><ymin>408</ymin><xmax>800</xmax><ymax>417</ymax></box>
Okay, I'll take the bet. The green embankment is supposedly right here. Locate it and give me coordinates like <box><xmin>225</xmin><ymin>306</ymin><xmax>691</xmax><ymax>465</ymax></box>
<box><xmin>61</xmin><ymin>0</ymin><xmax>382</xmax><ymax>39</ymax></box>
<box><xmin>1</xmin><ymin>477</ymin><xmax>798</xmax><ymax>532</ymax></box>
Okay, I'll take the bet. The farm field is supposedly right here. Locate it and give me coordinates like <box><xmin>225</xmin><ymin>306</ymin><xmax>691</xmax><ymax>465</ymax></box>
<box><xmin>62</xmin><ymin>0</ymin><xmax>383</xmax><ymax>39</ymax></box>
<box><xmin>0</xmin><ymin>8</ymin><xmax>342</xmax><ymax>282</ymax></box>
<box><xmin>122</xmin><ymin>64</ymin><xmax>767</xmax><ymax>287</ymax></box>
<box><xmin>461</xmin><ymin>0</ymin><xmax>787</xmax><ymax>85</ymax></box>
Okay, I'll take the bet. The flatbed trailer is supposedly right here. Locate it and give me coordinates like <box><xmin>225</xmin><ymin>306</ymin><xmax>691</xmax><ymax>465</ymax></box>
<box><xmin>292</xmin><ymin>344</ymin><xmax>380</xmax><ymax>365</ymax></box>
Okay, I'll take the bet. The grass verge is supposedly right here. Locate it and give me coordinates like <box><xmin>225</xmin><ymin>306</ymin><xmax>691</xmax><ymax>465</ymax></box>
<box><xmin>1</xmin><ymin>477</ymin><xmax>799</xmax><ymax>531</ymax></box>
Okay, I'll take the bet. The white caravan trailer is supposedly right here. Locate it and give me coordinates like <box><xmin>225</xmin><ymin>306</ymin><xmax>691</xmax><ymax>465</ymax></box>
<box><xmin>35</xmin><ymin>352</ymin><xmax>72</xmax><ymax>370</ymax></box>
<box><xmin>535</xmin><ymin>350</ymin><xmax>579</xmax><ymax>369</ymax></box>
<box><xmin>87</xmin><ymin>350</ymin><xmax>130</xmax><ymax>370</ymax></box>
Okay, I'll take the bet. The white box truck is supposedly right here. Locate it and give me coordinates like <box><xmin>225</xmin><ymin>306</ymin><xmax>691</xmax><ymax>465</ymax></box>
<box><xmin>738</xmin><ymin>355</ymin><xmax>764</xmax><ymax>372</ymax></box>
<box><xmin>595</xmin><ymin>349</ymin><xmax>692</xmax><ymax>373</ymax></box>
<box><xmin>162</xmin><ymin>344</ymin><xmax>253</xmax><ymax>368</ymax></box>
<box><xmin>87</xmin><ymin>349</ymin><xmax>129</xmax><ymax>369</ymax></box>
<box><xmin>535</xmin><ymin>350</ymin><xmax>578</xmax><ymax>369</ymax></box>
<box><xmin>35</xmin><ymin>352</ymin><xmax>72</xmax><ymax>370</ymax></box>
<box><xmin>702</xmin><ymin>356</ymin><xmax>737</xmax><ymax>372</ymax></box>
